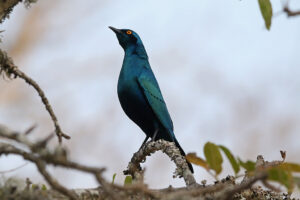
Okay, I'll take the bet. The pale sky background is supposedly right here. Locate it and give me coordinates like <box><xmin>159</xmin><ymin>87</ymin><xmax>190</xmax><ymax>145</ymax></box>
<box><xmin>0</xmin><ymin>0</ymin><xmax>300</xmax><ymax>196</ymax></box>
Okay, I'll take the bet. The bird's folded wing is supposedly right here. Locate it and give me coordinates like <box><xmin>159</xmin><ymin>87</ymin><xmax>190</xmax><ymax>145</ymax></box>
<box><xmin>137</xmin><ymin>75</ymin><xmax>174</xmax><ymax>135</ymax></box>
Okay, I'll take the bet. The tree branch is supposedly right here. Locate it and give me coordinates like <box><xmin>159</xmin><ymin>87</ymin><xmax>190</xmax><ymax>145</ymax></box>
<box><xmin>221</xmin><ymin>172</ymin><xmax>267</xmax><ymax>200</ymax></box>
<box><xmin>124</xmin><ymin>139</ymin><xmax>197</xmax><ymax>187</ymax></box>
<box><xmin>0</xmin><ymin>125</ymin><xmax>110</xmax><ymax>199</ymax></box>
<box><xmin>0</xmin><ymin>143</ymin><xmax>78</xmax><ymax>199</ymax></box>
<box><xmin>0</xmin><ymin>125</ymin><xmax>293</xmax><ymax>199</ymax></box>
<box><xmin>0</xmin><ymin>0</ymin><xmax>22</xmax><ymax>23</ymax></box>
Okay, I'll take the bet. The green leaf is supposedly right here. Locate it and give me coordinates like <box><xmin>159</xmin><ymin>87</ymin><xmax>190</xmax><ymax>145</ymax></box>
<box><xmin>186</xmin><ymin>153</ymin><xmax>209</xmax><ymax>170</ymax></box>
<box><xmin>204</xmin><ymin>142</ymin><xmax>223</xmax><ymax>175</ymax></box>
<box><xmin>41</xmin><ymin>184</ymin><xmax>47</xmax><ymax>191</ymax></box>
<box><xmin>238</xmin><ymin>158</ymin><xmax>255</xmax><ymax>172</ymax></box>
<box><xmin>258</xmin><ymin>0</ymin><xmax>273</xmax><ymax>30</ymax></box>
<box><xmin>112</xmin><ymin>173</ymin><xmax>117</xmax><ymax>184</ymax></box>
<box><xmin>268</xmin><ymin>166</ymin><xmax>294</xmax><ymax>193</ymax></box>
<box><xmin>281</xmin><ymin>163</ymin><xmax>300</xmax><ymax>173</ymax></box>
<box><xmin>124</xmin><ymin>175</ymin><xmax>132</xmax><ymax>186</ymax></box>
<box><xmin>218</xmin><ymin>145</ymin><xmax>240</xmax><ymax>174</ymax></box>
<box><xmin>31</xmin><ymin>184</ymin><xmax>37</xmax><ymax>190</ymax></box>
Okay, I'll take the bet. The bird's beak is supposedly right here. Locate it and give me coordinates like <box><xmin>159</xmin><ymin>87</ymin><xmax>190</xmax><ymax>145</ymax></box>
<box><xmin>109</xmin><ymin>26</ymin><xmax>122</xmax><ymax>34</ymax></box>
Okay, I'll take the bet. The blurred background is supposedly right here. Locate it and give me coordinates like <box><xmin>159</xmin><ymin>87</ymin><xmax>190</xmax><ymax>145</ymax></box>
<box><xmin>0</xmin><ymin>0</ymin><xmax>300</xmax><ymax>195</ymax></box>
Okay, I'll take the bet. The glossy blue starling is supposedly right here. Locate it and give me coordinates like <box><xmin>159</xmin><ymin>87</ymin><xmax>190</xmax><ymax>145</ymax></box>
<box><xmin>109</xmin><ymin>26</ymin><xmax>193</xmax><ymax>173</ymax></box>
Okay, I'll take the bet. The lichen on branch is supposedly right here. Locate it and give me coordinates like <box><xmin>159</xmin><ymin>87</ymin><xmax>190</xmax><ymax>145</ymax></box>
<box><xmin>124</xmin><ymin>139</ymin><xmax>197</xmax><ymax>187</ymax></box>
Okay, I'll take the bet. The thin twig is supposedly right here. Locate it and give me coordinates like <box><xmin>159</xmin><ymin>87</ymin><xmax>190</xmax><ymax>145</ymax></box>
<box><xmin>0</xmin><ymin>125</ymin><xmax>105</xmax><ymax>174</ymax></box>
<box><xmin>24</xmin><ymin>124</ymin><xmax>37</xmax><ymax>135</ymax></box>
<box><xmin>284</xmin><ymin>6</ymin><xmax>300</xmax><ymax>17</ymax></box>
<box><xmin>0</xmin><ymin>162</ymin><xmax>28</xmax><ymax>174</ymax></box>
<box><xmin>0</xmin><ymin>50</ymin><xmax>70</xmax><ymax>143</ymax></box>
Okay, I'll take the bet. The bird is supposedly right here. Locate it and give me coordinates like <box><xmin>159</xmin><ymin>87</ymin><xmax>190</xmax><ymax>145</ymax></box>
<box><xmin>109</xmin><ymin>26</ymin><xmax>193</xmax><ymax>173</ymax></box>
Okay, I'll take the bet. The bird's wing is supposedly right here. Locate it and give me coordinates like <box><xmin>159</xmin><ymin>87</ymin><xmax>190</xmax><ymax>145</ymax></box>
<box><xmin>137</xmin><ymin>71</ymin><xmax>174</xmax><ymax>137</ymax></box>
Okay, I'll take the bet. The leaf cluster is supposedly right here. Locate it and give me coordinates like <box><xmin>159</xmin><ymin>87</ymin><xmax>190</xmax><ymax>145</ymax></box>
<box><xmin>186</xmin><ymin>142</ymin><xmax>300</xmax><ymax>193</ymax></box>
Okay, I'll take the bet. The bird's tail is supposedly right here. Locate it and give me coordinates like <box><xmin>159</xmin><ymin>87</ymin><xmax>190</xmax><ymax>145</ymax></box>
<box><xmin>174</xmin><ymin>139</ymin><xmax>194</xmax><ymax>173</ymax></box>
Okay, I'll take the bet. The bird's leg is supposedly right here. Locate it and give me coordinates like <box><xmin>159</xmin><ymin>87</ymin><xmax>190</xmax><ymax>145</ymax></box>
<box><xmin>150</xmin><ymin>129</ymin><xmax>159</xmax><ymax>142</ymax></box>
<box><xmin>138</xmin><ymin>129</ymin><xmax>158</xmax><ymax>150</ymax></box>
<box><xmin>139</xmin><ymin>136</ymin><xmax>149</xmax><ymax>150</ymax></box>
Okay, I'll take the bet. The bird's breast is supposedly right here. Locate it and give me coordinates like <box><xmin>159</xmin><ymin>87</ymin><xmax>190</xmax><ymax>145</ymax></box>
<box><xmin>118</xmin><ymin>78</ymin><xmax>143</xmax><ymax>106</ymax></box>
<box><xmin>117</xmin><ymin>73</ymin><xmax>151</xmax><ymax>118</ymax></box>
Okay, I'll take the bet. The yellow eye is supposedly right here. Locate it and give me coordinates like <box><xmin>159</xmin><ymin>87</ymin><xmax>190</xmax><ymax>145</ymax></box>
<box><xmin>126</xmin><ymin>30</ymin><xmax>132</xmax><ymax>35</ymax></box>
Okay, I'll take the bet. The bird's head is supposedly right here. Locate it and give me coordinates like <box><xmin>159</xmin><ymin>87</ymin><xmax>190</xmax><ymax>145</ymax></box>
<box><xmin>109</xmin><ymin>26</ymin><xmax>144</xmax><ymax>51</ymax></box>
